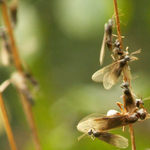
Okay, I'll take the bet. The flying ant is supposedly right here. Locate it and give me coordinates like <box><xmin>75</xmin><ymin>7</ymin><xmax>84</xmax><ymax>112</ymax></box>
<box><xmin>100</xmin><ymin>19</ymin><xmax>114</xmax><ymax>65</ymax></box>
<box><xmin>92</xmin><ymin>49</ymin><xmax>141</xmax><ymax>89</ymax></box>
<box><xmin>100</xmin><ymin>19</ymin><xmax>124</xmax><ymax>65</ymax></box>
<box><xmin>121</xmin><ymin>82</ymin><xmax>150</xmax><ymax>115</ymax></box>
<box><xmin>121</xmin><ymin>82</ymin><xmax>136</xmax><ymax>113</ymax></box>
<box><xmin>77</xmin><ymin>108</ymin><xmax>147</xmax><ymax>148</ymax></box>
<box><xmin>80</xmin><ymin>128</ymin><xmax>129</xmax><ymax>149</ymax></box>
<box><xmin>113</xmin><ymin>39</ymin><xmax>124</xmax><ymax>58</ymax></box>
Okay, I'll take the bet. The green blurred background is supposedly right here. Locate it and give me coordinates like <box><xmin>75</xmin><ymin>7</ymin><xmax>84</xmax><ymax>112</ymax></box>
<box><xmin>0</xmin><ymin>0</ymin><xmax>150</xmax><ymax>150</ymax></box>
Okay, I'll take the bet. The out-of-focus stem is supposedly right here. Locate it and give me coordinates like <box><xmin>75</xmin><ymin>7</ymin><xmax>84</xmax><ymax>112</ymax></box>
<box><xmin>0</xmin><ymin>1</ymin><xmax>41</xmax><ymax>150</ymax></box>
<box><xmin>0</xmin><ymin>1</ymin><xmax>23</xmax><ymax>72</ymax></box>
<box><xmin>18</xmin><ymin>91</ymin><xmax>41</xmax><ymax>150</ymax></box>
<box><xmin>0</xmin><ymin>92</ymin><xmax>17</xmax><ymax>150</ymax></box>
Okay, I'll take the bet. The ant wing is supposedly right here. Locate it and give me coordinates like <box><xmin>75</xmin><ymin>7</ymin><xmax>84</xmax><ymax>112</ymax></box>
<box><xmin>77</xmin><ymin>113</ymin><xmax>104</xmax><ymax>134</ymax></box>
<box><xmin>92</xmin><ymin>63</ymin><xmax>116</xmax><ymax>83</ymax></box>
<box><xmin>78</xmin><ymin>113</ymin><xmax>103</xmax><ymax>124</ymax></box>
<box><xmin>103</xmin><ymin>72</ymin><xmax>117</xmax><ymax>89</ymax></box>
<box><xmin>122</xmin><ymin>64</ymin><xmax>132</xmax><ymax>82</ymax></box>
<box><xmin>100</xmin><ymin>29</ymin><xmax>107</xmax><ymax>65</ymax></box>
<box><xmin>92</xmin><ymin>114</ymin><xmax>135</xmax><ymax>131</ymax></box>
<box><xmin>97</xmin><ymin>132</ymin><xmax>128</xmax><ymax>149</ymax></box>
<box><xmin>103</xmin><ymin>62</ymin><xmax>121</xmax><ymax>89</ymax></box>
<box><xmin>77</xmin><ymin>114</ymin><xmax>128</xmax><ymax>133</ymax></box>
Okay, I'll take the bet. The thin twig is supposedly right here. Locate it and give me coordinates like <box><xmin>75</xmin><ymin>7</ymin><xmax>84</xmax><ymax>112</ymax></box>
<box><xmin>0</xmin><ymin>79</ymin><xmax>11</xmax><ymax>92</ymax></box>
<box><xmin>18</xmin><ymin>90</ymin><xmax>41</xmax><ymax>150</ymax></box>
<box><xmin>0</xmin><ymin>1</ymin><xmax>42</xmax><ymax>150</ymax></box>
<box><xmin>0</xmin><ymin>1</ymin><xmax>23</xmax><ymax>72</ymax></box>
<box><xmin>129</xmin><ymin>124</ymin><xmax>136</xmax><ymax>150</ymax></box>
<box><xmin>113</xmin><ymin>1</ymin><xmax>136</xmax><ymax>150</ymax></box>
<box><xmin>0</xmin><ymin>92</ymin><xmax>17</xmax><ymax>150</ymax></box>
<box><xmin>113</xmin><ymin>0</ymin><xmax>123</xmax><ymax>49</ymax></box>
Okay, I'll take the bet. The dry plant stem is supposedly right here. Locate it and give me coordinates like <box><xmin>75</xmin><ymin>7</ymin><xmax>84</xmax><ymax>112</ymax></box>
<box><xmin>129</xmin><ymin>124</ymin><xmax>136</xmax><ymax>150</ymax></box>
<box><xmin>18</xmin><ymin>90</ymin><xmax>41</xmax><ymax>150</ymax></box>
<box><xmin>0</xmin><ymin>79</ymin><xmax>11</xmax><ymax>92</ymax></box>
<box><xmin>0</xmin><ymin>1</ymin><xmax>23</xmax><ymax>72</ymax></box>
<box><xmin>113</xmin><ymin>0</ymin><xmax>123</xmax><ymax>49</ymax></box>
<box><xmin>113</xmin><ymin>1</ymin><xmax>136</xmax><ymax>150</ymax></box>
<box><xmin>0</xmin><ymin>92</ymin><xmax>17</xmax><ymax>150</ymax></box>
<box><xmin>1</xmin><ymin>1</ymin><xmax>42</xmax><ymax>150</ymax></box>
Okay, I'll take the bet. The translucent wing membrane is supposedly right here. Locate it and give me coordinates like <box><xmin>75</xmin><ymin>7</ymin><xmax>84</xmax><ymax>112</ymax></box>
<box><xmin>92</xmin><ymin>49</ymin><xmax>141</xmax><ymax>89</ymax></box>
<box><xmin>77</xmin><ymin>113</ymin><xmax>138</xmax><ymax>134</ymax></box>
<box><xmin>100</xmin><ymin>29</ymin><xmax>107</xmax><ymax>65</ymax></box>
<box><xmin>97</xmin><ymin>132</ymin><xmax>128</xmax><ymax>149</ymax></box>
<box><xmin>92</xmin><ymin>61</ymin><xmax>123</xmax><ymax>89</ymax></box>
<box><xmin>91</xmin><ymin>63</ymin><xmax>116</xmax><ymax>83</ymax></box>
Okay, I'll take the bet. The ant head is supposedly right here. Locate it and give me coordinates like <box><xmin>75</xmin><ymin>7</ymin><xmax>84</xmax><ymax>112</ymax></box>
<box><xmin>88</xmin><ymin>129</ymin><xmax>93</xmax><ymax>135</ymax></box>
<box><xmin>136</xmin><ymin>109</ymin><xmax>146</xmax><ymax>121</ymax></box>
<box><xmin>135</xmin><ymin>99</ymin><xmax>144</xmax><ymax>108</ymax></box>
<box><xmin>124</xmin><ymin>55</ymin><xmax>130</xmax><ymax>62</ymax></box>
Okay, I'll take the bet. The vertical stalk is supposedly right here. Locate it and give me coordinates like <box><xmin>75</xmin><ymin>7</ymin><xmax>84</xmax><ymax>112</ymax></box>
<box><xmin>0</xmin><ymin>1</ymin><xmax>41</xmax><ymax>150</ymax></box>
<box><xmin>0</xmin><ymin>1</ymin><xmax>23</xmax><ymax>72</ymax></box>
<box><xmin>113</xmin><ymin>0</ymin><xmax>123</xmax><ymax>49</ymax></box>
<box><xmin>113</xmin><ymin>0</ymin><xmax>136</xmax><ymax>150</ymax></box>
<box><xmin>18</xmin><ymin>91</ymin><xmax>41</xmax><ymax>150</ymax></box>
<box><xmin>129</xmin><ymin>124</ymin><xmax>136</xmax><ymax>150</ymax></box>
<box><xmin>0</xmin><ymin>92</ymin><xmax>17</xmax><ymax>150</ymax></box>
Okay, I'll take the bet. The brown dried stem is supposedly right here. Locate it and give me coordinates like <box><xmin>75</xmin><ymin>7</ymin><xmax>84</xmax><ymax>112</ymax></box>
<box><xmin>113</xmin><ymin>0</ymin><xmax>136</xmax><ymax>150</ymax></box>
<box><xmin>18</xmin><ymin>90</ymin><xmax>41</xmax><ymax>150</ymax></box>
<box><xmin>129</xmin><ymin>124</ymin><xmax>136</xmax><ymax>150</ymax></box>
<box><xmin>0</xmin><ymin>92</ymin><xmax>17</xmax><ymax>150</ymax></box>
<box><xmin>0</xmin><ymin>1</ymin><xmax>23</xmax><ymax>72</ymax></box>
<box><xmin>0</xmin><ymin>1</ymin><xmax>41</xmax><ymax>150</ymax></box>
<box><xmin>113</xmin><ymin>0</ymin><xmax>123</xmax><ymax>49</ymax></box>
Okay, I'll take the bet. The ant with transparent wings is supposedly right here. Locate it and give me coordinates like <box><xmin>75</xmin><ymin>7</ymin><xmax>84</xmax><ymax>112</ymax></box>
<box><xmin>77</xmin><ymin>106</ymin><xmax>148</xmax><ymax>149</ymax></box>
<box><xmin>92</xmin><ymin>49</ymin><xmax>141</xmax><ymax>89</ymax></box>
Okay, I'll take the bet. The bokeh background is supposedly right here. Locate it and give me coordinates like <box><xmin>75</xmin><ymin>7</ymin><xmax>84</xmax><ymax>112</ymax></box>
<box><xmin>0</xmin><ymin>0</ymin><xmax>150</xmax><ymax>150</ymax></box>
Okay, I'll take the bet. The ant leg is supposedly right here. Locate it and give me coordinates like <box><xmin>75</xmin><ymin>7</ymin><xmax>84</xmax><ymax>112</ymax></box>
<box><xmin>116</xmin><ymin>102</ymin><xmax>124</xmax><ymax>113</ymax></box>
<box><xmin>91</xmin><ymin>136</ymin><xmax>95</xmax><ymax>140</ymax></box>
<box><xmin>112</xmin><ymin>34</ymin><xmax>125</xmax><ymax>38</ymax></box>
<box><xmin>147</xmin><ymin>114</ymin><xmax>150</xmax><ymax>118</ymax></box>
<box><xmin>139</xmin><ymin>104</ymin><xmax>148</xmax><ymax>113</ymax></box>
<box><xmin>122</xmin><ymin>126</ymin><xmax>126</xmax><ymax>132</ymax></box>
<box><xmin>111</xmin><ymin>54</ymin><xmax>116</xmax><ymax>61</ymax></box>
<box><xmin>131</xmin><ymin>107</ymin><xmax>139</xmax><ymax>114</ymax></box>
<box><xmin>125</xmin><ymin>46</ymin><xmax>129</xmax><ymax>55</ymax></box>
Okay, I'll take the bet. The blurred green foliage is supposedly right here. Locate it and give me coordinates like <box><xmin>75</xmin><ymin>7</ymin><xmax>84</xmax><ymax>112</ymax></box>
<box><xmin>0</xmin><ymin>0</ymin><xmax>150</xmax><ymax>150</ymax></box>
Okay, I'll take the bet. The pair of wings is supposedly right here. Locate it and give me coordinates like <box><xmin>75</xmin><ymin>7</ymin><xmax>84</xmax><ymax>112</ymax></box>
<box><xmin>96</xmin><ymin>132</ymin><xmax>128</xmax><ymax>149</ymax></box>
<box><xmin>92</xmin><ymin>50</ymin><xmax>141</xmax><ymax>89</ymax></box>
<box><xmin>77</xmin><ymin>113</ymin><xmax>130</xmax><ymax>149</ymax></box>
<box><xmin>77</xmin><ymin>113</ymin><xmax>133</xmax><ymax>134</ymax></box>
<box><xmin>78</xmin><ymin>131</ymin><xmax>128</xmax><ymax>149</ymax></box>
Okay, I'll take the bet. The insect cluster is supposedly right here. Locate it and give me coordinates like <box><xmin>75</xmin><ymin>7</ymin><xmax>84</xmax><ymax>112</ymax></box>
<box><xmin>77</xmin><ymin>14</ymin><xmax>150</xmax><ymax>149</ymax></box>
